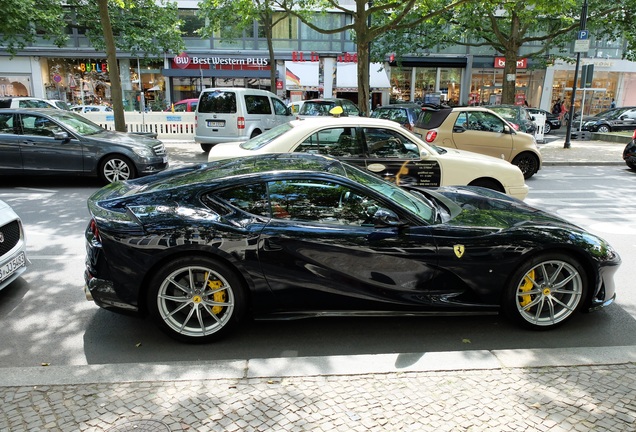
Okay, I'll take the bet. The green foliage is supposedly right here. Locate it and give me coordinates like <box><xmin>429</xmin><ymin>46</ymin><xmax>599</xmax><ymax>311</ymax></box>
<box><xmin>0</xmin><ymin>0</ymin><xmax>67</xmax><ymax>55</ymax></box>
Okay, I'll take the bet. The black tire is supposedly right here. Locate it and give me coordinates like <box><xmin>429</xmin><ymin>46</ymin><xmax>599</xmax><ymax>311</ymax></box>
<box><xmin>597</xmin><ymin>125</ymin><xmax>611</xmax><ymax>133</ymax></box>
<box><xmin>627</xmin><ymin>162</ymin><xmax>636</xmax><ymax>171</ymax></box>
<box><xmin>147</xmin><ymin>256</ymin><xmax>246</xmax><ymax>343</ymax></box>
<box><xmin>503</xmin><ymin>252</ymin><xmax>587</xmax><ymax>330</ymax></box>
<box><xmin>468</xmin><ymin>178</ymin><xmax>504</xmax><ymax>193</ymax></box>
<box><xmin>511</xmin><ymin>152</ymin><xmax>539</xmax><ymax>179</ymax></box>
<box><xmin>200</xmin><ymin>144</ymin><xmax>212</xmax><ymax>152</ymax></box>
<box><xmin>99</xmin><ymin>154</ymin><xmax>136</xmax><ymax>183</ymax></box>
<box><xmin>543</xmin><ymin>122</ymin><xmax>551</xmax><ymax>134</ymax></box>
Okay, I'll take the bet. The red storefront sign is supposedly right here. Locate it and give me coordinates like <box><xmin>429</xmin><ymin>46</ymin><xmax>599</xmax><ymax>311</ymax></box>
<box><xmin>494</xmin><ymin>57</ymin><xmax>527</xmax><ymax>69</ymax></box>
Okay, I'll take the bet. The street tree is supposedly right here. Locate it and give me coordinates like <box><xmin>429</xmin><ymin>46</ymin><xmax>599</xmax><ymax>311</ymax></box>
<box><xmin>1</xmin><ymin>0</ymin><xmax>184</xmax><ymax>132</ymax></box>
<box><xmin>376</xmin><ymin>0</ymin><xmax>635</xmax><ymax>105</ymax></box>
<box><xmin>198</xmin><ymin>0</ymin><xmax>290</xmax><ymax>91</ymax></box>
<box><xmin>275</xmin><ymin>0</ymin><xmax>471</xmax><ymax>115</ymax></box>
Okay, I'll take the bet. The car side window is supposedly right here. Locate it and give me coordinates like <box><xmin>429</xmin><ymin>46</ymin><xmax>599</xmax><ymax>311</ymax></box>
<box><xmin>212</xmin><ymin>183</ymin><xmax>270</xmax><ymax>217</ymax></box>
<box><xmin>295</xmin><ymin>127</ymin><xmax>364</xmax><ymax>157</ymax></box>
<box><xmin>0</xmin><ymin>113</ymin><xmax>15</xmax><ymax>134</ymax></box>
<box><xmin>267</xmin><ymin>179</ymin><xmax>381</xmax><ymax>226</ymax></box>
<box><xmin>363</xmin><ymin>128</ymin><xmax>419</xmax><ymax>158</ymax></box>
<box><xmin>245</xmin><ymin>95</ymin><xmax>272</xmax><ymax>115</ymax></box>
<box><xmin>343</xmin><ymin>100</ymin><xmax>360</xmax><ymax>116</ymax></box>
<box><xmin>459</xmin><ymin>111</ymin><xmax>505</xmax><ymax>133</ymax></box>
<box><xmin>20</xmin><ymin>114</ymin><xmax>64</xmax><ymax>137</ymax></box>
<box><xmin>271</xmin><ymin>98</ymin><xmax>288</xmax><ymax>115</ymax></box>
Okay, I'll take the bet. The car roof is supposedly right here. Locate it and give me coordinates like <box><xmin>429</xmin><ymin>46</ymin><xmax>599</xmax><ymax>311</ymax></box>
<box><xmin>0</xmin><ymin>108</ymin><xmax>63</xmax><ymax>114</ymax></box>
<box><xmin>375</xmin><ymin>103</ymin><xmax>421</xmax><ymax>109</ymax></box>
<box><xmin>292</xmin><ymin>116</ymin><xmax>410</xmax><ymax>128</ymax></box>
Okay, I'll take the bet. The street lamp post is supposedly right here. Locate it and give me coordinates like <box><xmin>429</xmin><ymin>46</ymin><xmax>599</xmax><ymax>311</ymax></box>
<box><xmin>564</xmin><ymin>0</ymin><xmax>589</xmax><ymax>149</ymax></box>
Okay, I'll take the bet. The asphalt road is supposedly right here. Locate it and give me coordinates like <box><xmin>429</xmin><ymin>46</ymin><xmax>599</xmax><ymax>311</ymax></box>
<box><xmin>0</xmin><ymin>150</ymin><xmax>635</xmax><ymax>369</ymax></box>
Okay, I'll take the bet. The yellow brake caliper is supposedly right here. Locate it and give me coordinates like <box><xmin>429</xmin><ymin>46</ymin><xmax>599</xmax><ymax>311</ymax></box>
<box><xmin>519</xmin><ymin>270</ymin><xmax>535</xmax><ymax>307</ymax></box>
<box><xmin>207</xmin><ymin>279</ymin><xmax>226</xmax><ymax>314</ymax></box>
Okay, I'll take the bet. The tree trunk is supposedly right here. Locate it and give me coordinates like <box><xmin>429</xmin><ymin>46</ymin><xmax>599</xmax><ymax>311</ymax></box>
<box><xmin>97</xmin><ymin>0</ymin><xmax>126</xmax><ymax>132</ymax></box>
<box><xmin>356</xmin><ymin>38</ymin><xmax>371</xmax><ymax>116</ymax></box>
<box><xmin>501</xmin><ymin>52</ymin><xmax>517</xmax><ymax>105</ymax></box>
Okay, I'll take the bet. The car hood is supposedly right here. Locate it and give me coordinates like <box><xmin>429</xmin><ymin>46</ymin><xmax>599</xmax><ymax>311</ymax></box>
<box><xmin>208</xmin><ymin>141</ymin><xmax>267</xmax><ymax>161</ymax></box>
<box><xmin>417</xmin><ymin>186</ymin><xmax>577</xmax><ymax>231</ymax></box>
<box><xmin>86</xmin><ymin>130</ymin><xmax>161</xmax><ymax>148</ymax></box>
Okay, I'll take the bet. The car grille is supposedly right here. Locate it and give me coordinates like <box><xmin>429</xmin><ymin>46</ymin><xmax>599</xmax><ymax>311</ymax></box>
<box><xmin>153</xmin><ymin>143</ymin><xmax>166</xmax><ymax>156</ymax></box>
<box><xmin>0</xmin><ymin>220</ymin><xmax>20</xmax><ymax>257</ymax></box>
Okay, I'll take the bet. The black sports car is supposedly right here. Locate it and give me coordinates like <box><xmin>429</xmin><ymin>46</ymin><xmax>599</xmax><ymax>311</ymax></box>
<box><xmin>84</xmin><ymin>154</ymin><xmax>620</xmax><ymax>343</ymax></box>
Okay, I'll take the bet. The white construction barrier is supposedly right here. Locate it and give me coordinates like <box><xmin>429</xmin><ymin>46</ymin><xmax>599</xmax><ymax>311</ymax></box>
<box><xmin>80</xmin><ymin>112</ymin><xmax>196</xmax><ymax>140</ymax></box>
<box><xmin>533</xmin><ymin>113</ymin><xmax>546</xmax><ymax>143</ymax></box>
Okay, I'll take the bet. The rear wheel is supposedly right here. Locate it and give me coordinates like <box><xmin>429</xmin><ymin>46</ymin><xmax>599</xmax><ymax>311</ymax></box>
<box><xmin>627</xmin><ymin>161</ymin><xmax>636</xmax><ymax>171</ymax></box>
<box><xmin>99</xmin><ymin>155</ymin><xmax>136</xmax><ymax>183</ymax></box>
<box><xmin>250</xmin><ymin>129</ymin><xmax>262</xmax><ymax>139</ymax></box>
<box><xmin>503</xmin><ymin>253</ymin><xmax>587</xmax><ymax>330</ymax></box>
<box><xmin>597</xmin><ymin>125</ymin><xmax>611</xmax><ymax>133</ymax></box>
<box><xmin>147</xmin><ymin>256</ymin><xmax>245</xmax><ymax>343</ymax></box>
<box><xmin>511</xmin><ymin>152</ymin><xmax>539</xmax><ymax>179</ymax></box>
<box><xmin>468</xmin><ymin>178</ymin><xmax>504</xmax><ymax>193</ymax></box>
<box><xmin>200</xmin><ymin>144</ymin><xmax>213</xmax><ymax>152</ymax></box>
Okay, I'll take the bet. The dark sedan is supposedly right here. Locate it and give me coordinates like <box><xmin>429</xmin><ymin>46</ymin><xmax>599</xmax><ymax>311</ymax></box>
<box><xmin>370</xmin><ymin>103</ymin><xmax>423</xmax><ymax>131</ymax></box>
<box><xmin>579</xmin><ymin>107</ymin><xmax>636</xmax><ymax>132</ymax></box>
<box><xmin>0</xmin><ymin>108</ymin><xmax>168</xmax><ymax>183</ymax></box>
<box><xmin>526</xmin><ymin>108</ymin><xmax>562</xmax><ymax>134</ymax></box>
<box><xmin>84</xmin><ymin>153</ymin><xmax>620</xmax><ymax>343</ymax></box>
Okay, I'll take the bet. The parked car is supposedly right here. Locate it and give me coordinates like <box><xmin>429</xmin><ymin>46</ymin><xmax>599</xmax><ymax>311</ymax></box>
<box><xmin>413</xmin><ymin>106</ymin><xmax>541</xmax><ymax>179</ymax></box>
<box><xmin>195</xmin><ymin>88</ymin><xmax>292</xmax><ymax>152</ymax></box>
<box><xmin>167</xmin><ymin>98</ymin><xmax>198</xmax><ymax>112</ymax></box>
<box><xmin>484</xmin><ymin>104</ymin><xmax>537</xmax><ymax>134</ymax></box>
<box><xmin>287</xmin><ymin>100</ymin><xmax>305</xmax><ymax>114</ymax></box>
<box><xmin>0</xmin><ymin>108</ymin><xmax>168</xmax><ymax>183</ymax></box>
<box><xmin>578</xmin><ymin>107</ymin><xmax>636</xmax><ymax>132</ymax></box>
<box><xmin>0</xmin><ymin>199</ymin><xmax>28</xmax><ymax>291</ymax></box>
<box><xmin>71</xmin><ymin>105</ymin><xmax>113</xmax><ymax>113</ymax></box>
<box><xmin>84</xmin><ymin>153</ymin><xmax>621</xmax><ymax>343</ymax></box>
<box><xmin>297</xmin><ymin>98</ymin><xmax>361</xmax><ymax>118</ymax></box>
<box><xmin>526</xmin><ymin>108</ymin><xmax>562</xmax><ymax>134</ymax></box>
<box><xmin>49</xmin><ymin>100</ymin><xmax>72</xmax><ymax>110</ymax></box>
<box><xmin>622</xmin><ymin>129</ymin><xmax>636</xmax><ymax>170</ymax></box>
<box><xmin>370</xmin><ymin>103</ymin><xmax>423</xmax><ymax>131</ymax></box>
<box><xmin>207</xmin><ymin>117</ymin><xmax>529</xmax><ymax>200</ymax></box>
<box><xmin>0</xmin><ymin>97</ymin><xmax>62</xmax><ymax>110</ymax></box>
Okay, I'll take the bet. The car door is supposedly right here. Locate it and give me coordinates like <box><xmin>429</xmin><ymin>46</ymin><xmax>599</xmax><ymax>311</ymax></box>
<box><xmin>616</xmin><ymin>108</ymin><xmax>636</xmax><ymax>131</ymax></box>
<box><xmin>291</xmin><ymin>125</ymin><xmax>366</xmax><ymax>167</ymax></box>
<box><xmin>361</xmin><ymin>126</ymin><xmax>443</xmax><ymax>187</ymax></box>
<box><xmin>450</xmin><ymin>110</ymin><xmax>515</xmax><ymax>160</ymax></box>
<box><xmin>17</xmin><ymin>113</ymin><xmax>84</xmax><ymax>173</ymax></box>
<box><xmin>256</xmin><ymin>177</ymin><xmax>439</xmax><ymax>311</ymax></box>
<box><xmin>271</xmin><ymin>97</ymin><xmax>291</xmax><ymax>126</ymax></box>
<box><xmin>0</xmin><ymin>113</ymin><xmax>23</xmax><ymax>174</ymax></box>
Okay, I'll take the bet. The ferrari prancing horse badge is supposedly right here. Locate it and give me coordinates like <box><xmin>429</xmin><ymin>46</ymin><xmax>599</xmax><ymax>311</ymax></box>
<box><xmin>454</xmin><ymin>245</ymin><xmax>465</xmax><ymax>258</ymax></box>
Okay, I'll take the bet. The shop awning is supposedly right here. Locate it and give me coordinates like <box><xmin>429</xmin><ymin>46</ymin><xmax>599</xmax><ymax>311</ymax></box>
<box><xmin>336</xmin><ymin>63</ymin><xmax>391</xmax><ymax>90</ymax></box>
<box><xmin>285</xmin><ymin>61</ymin><xmax>320</xmax><ymax>89</ymax></box>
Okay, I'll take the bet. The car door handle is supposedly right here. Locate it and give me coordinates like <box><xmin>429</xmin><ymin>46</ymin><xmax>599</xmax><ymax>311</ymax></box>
<box><xmin>22</xmin><ymin>140</ymin><xmax>37</xmax><ymax>146</ymax></box>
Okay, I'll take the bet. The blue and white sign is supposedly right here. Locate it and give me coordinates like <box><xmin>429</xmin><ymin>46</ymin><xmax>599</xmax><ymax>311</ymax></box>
<box><xmin>578</xmin><ymin>30</ymin><xmax>589</xmax><ymax>40</ymax></box>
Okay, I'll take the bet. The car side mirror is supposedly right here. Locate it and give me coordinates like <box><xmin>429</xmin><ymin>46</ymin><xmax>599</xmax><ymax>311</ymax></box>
<box><xmin>371</xmin><ymin>207</ymin><xmax>401</xmax><ymax>227</ymax></box>
<box><xmin>54</xmin><ymin>131</ymin><xmax>70</xmax><ymax>141</ymax></box>
<box><xmin>503</xmin><ymin>124</ymin><xmax>512</xmax><ymax>134</ymax></box>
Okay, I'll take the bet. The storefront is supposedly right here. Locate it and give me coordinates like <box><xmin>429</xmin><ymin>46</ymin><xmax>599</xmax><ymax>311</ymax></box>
<box><xmin>162</xmin><ymin>52</ymin><xmax>273</xmax><ymax>104</ymax></box>
<box><xmin>541</xmin><ymin>59</ymin><xmax>636</xmax><ymax>116</ymax></box>
<box><xmin>0</xmin><ymin>56</ymin><xmax>42</xmax><ymax>98</ymax></box>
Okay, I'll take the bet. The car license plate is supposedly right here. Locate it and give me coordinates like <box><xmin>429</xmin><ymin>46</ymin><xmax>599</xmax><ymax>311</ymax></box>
<box><xmin>207</xmin><ymin>120</ymin><xmax>225</xmax><ymax>127</ymax></box>
<box><xmin>0</xmin><ymin>252</ymin><xmax>25</xmax><ymax>282</ymax></box>
<box><xmin>162</xmin><ymin>156</ymin><xmax>168</xmax><ymax>164</ymax></box>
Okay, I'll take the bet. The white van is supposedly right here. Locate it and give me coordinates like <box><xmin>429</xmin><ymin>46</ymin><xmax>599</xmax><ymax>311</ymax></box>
<box><xmin>195</xmin><ymin>88</ymin><xmax>292</xmax><ymax>152</ymax></box>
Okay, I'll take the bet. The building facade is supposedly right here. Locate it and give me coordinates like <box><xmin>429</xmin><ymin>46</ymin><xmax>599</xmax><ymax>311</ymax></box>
<box><xmin>2</xmin><ymin>1</ymin><xmax>635</xmax><ymax>115</ymax></box>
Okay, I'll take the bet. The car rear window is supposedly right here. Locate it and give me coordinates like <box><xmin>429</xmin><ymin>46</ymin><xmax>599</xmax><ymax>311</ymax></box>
<box><xmin>198</xmin><ymin>91</ymin><xmax>237</xmax><ymax>114</ymax></box>
<box><xmin>371</xmin><ymin>107</ymin><xmax>409</xmax><ymax>123</ymax></box>
<box><xmin>414</xmin><ymin>108</ymin><xmax>452</xmax><ymax>129</ymax></box>
<box><xmin>0</xmin><ymin>99</ymin><xmax>11</xmax><ymax>108</ymax></box>
<box><xmin>299</xmin><ymin>101</ymin><xmax>336</xmax><ymax>116</ymax></box>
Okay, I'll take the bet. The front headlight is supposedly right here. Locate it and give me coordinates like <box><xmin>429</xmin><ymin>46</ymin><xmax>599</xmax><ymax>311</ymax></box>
<box><xmin>132</xmin><ymin>147</ymin><xmax>154</xmax><ymax>158</ymax></box>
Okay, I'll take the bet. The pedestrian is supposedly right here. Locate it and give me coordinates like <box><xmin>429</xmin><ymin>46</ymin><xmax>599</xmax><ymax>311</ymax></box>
<box><xmin>552</xmin><ymin>99</ymin><xmax>561</xmax><ymax>115</ymax></box>
<box><xmin>610</xmin><ymin>98</ymin><xmax>616</xmax><ymax>108</ymax></box>
<box><xmin>559</xmin><ymin>101</ymin><xmax>568</xmax><ymax>123</ymax></box>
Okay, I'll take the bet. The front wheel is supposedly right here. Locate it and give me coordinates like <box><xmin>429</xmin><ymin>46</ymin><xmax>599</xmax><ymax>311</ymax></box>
<box><xmin>99</xmin><ymin>155</ymin><xmax>136</xmax><ymax>183</ymax></box>
<box><xmin>511</xmin><ymin>152</ymin><xmax>539</xmax><ymax>179</ymax></box>
<box><xmin>200</xmin><ymin>144</ymin><xmax>212</xmax><ymax>152</ymax></box>
<box><xmin>468</xmin><ymin>178</ymin><xmax>504</xmax><ymax>193</ymax></box>
<box><xmin>147</xmin><ymin>257</ymin><xmax>246</xmax><ymax>343</ymax></box>
<box><xmin>503</xmin><ymin>253</ymin><xmax>587</xmax><ymax>330</ymax></box>
<box><xmin>597</xmin><ymin>125</ymin><xmax>611</xmax><ymax>133</ymax></box>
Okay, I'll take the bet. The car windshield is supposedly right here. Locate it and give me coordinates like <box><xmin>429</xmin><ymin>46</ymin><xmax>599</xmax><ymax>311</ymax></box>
<box><xmin>240</xmin><ymin>122</ymin><xmax>295</xmax><ymax>150</ymax></box>
<box><xmin>490</xmin><ymin>107</ymin><xmax>517</xmax><ymax>121</ymax></box>
<box><xmin>341</xmin><ymin>163</ymin><xmax>435</xmax><ymax>223</ymax></box>
<box><xmin>49</xmin><ymin>111</ymin><xmax>105</xmax><ymax>135</ymax></box>
<box><xmin>595</xmin><ymin>109</ymin><xmax>628</xmax><ymax>120</ymax></box>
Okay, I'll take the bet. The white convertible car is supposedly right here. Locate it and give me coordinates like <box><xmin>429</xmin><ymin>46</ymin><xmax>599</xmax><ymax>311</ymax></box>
<box><xmin>208</xmin><ymin>117</ymin><xmax>530</xmax><ymax>200</ymax></box>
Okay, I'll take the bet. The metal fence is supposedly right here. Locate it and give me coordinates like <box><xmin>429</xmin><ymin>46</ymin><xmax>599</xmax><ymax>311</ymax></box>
<box><xmin>81</xmin><ymin>112</ymin><xmax>196</xmax><ymax>139</ymax></box>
